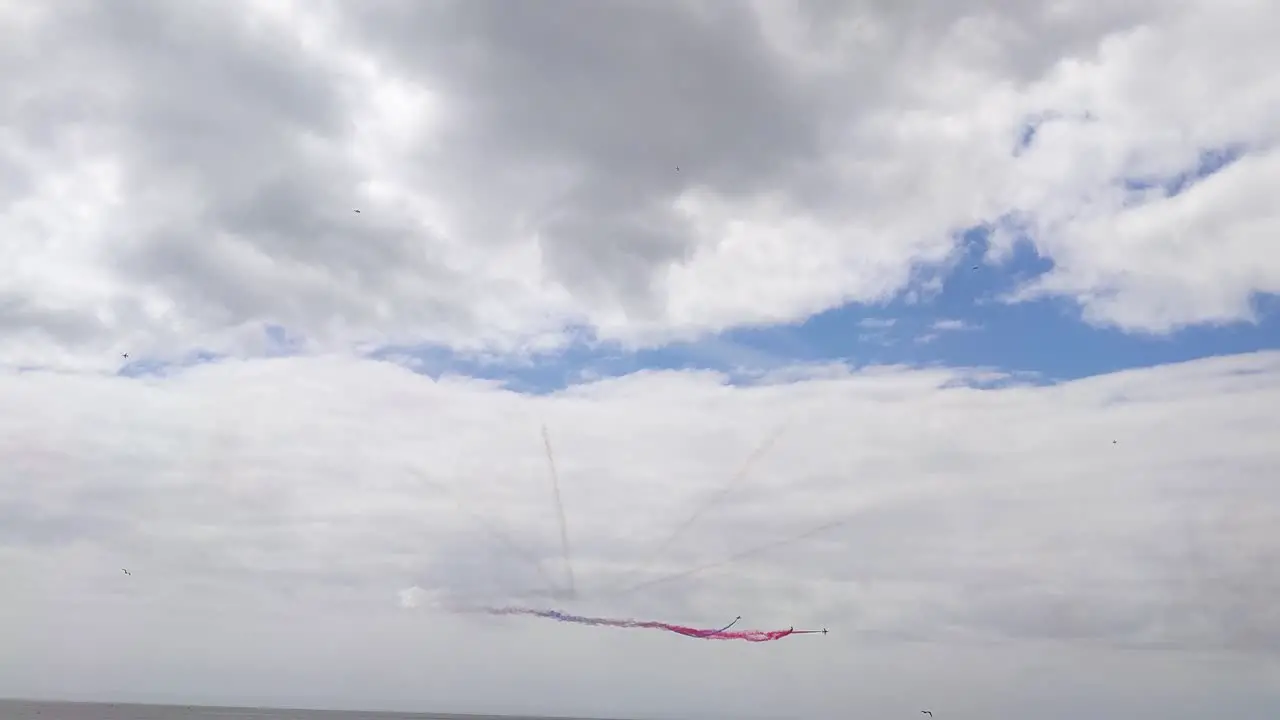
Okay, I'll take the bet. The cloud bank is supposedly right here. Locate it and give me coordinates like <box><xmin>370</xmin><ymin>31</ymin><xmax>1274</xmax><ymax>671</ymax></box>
<box><xmin>2</xmin><ymin>0</ymin><xmax>1277</xmax><ymax>370</ymax></box>
<box><xmin>3</xmin><ymin>352</ymin><xmax>1280</xmax><ymax>717</ymax></box>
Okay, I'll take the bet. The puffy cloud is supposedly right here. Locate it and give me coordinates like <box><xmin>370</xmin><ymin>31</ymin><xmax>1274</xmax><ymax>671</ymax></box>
<box><xmin>917</xmin><ymin>318</ymin><xmax>979</xmax><ymax>343</ymax></box>
<box><xmin>2</xmin><ymin>1</ymin><xmax>1277</xmax><ymax>369</ymax></box>
<box><xmin>2</xmin><ymin>351</ymin><xmax>1279</xmax><ymax>715</ymax></box>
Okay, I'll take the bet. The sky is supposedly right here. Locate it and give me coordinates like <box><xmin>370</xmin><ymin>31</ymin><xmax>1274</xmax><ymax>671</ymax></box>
<box><xmin>2</xmin><ymin>1</ymin><xmax>1280</xmax><ymax>718</ymax></box>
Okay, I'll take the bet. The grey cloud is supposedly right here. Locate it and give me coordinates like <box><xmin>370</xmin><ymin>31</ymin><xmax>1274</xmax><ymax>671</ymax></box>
<box><xmin>4</xmin><ymin>1</ymin><xmax>476</xmax><ymax>352</ymax></box>
<box><xmin>6</xmin><ymin>0</ymin><xmax>1267</xmax><ymax>365</ymax></box>
<box><xmin>409</xmin><ymin>526</ymin><xmax>573</xmax><ymax>606</ymax></box>
<box><xmin>0</xmin><ymin>293</ymin><xmax>103</xmax><ymax>342</ymax></box>
<box><xmin>347</xmin><ymin>0</ymin><xmax>834</xmax><ymax>310</ymax></box>
<box><xmin>3</xmin><ymin>352</ymin><xmax>1280</xmax><ymax>715</ymax></box>
<box><xmin>579</xmin><ymin>410</ymin><xmax>1280</xmax><ymax>654</ymax></box>
<box><xmin>0</xmin><ymin>500</ymin><xmax>126</xmax><ymax>548</ymax></box>
<box><xmin>7</xmin><ymin>2</ymin><xmax>343</xmax><ymax>186</ymax></box>
<box><xmin>789</xmin><ymin>0</ymin><xmax>1168</xmax><ymax>83</ymax></box>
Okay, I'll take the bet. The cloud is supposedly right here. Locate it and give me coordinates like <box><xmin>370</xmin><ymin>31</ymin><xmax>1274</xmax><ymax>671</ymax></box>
<box><xmin>2</xmin><ymin>352</ymin><xmax>1279</xmax><ymax>715</ymax></box>
<box><xmin>916</xmin><ymin>318</ymin><xmax>979</xmax><ymax>343</ymax></box>
<box><xmin>858</xmin><ymin>318</ymin><xmax>898</xmax><ymax>329</ymax></box>
<box><xmin>396</xmin><ymin>585</ymin><xmax>438</xmax><ymax>610</ymax></box>
<box><xmin>1009</xmin><ymin>147</ymin><xmax>1280</xmax><ymax>332</ymax></box>
<box><xmin>3</xmin><ymin>2</ymin><xmax>1280</xmax><ymax>717</ymax></box>
<box><xmin>2</xmin><ymin>1</ymin><xmax>1278</xmax><ymax>370</ymax></box>
<box><xmin>931</xmin><ymin>319</ymin><xmax>977</xmax><ymax>332</ymax></box>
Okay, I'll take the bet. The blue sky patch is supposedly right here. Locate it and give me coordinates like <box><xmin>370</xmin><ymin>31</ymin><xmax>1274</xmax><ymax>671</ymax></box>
<box><xmin>112</xmin><ymin>141</ymin><xmax>1277</xmax><ymax>395</ymax></box>
<box><xmin>367</xmin><ymin>221</ymin><xmax>1279</xmax><ymax>394</ymax></box>
<box><xmin>134</xmin><ymin>220</ymin><xmax>1277</xmax><ymax>395</ymax></box>
<box><xmin>1122</xmin><ymin>145</ymin><xmax>1246</xmax><ymax>197</ymax></box>
<box><xmin>118</xmin><ymin>349</ymin><xmax>226</xmax><ymax>378</ymax></box>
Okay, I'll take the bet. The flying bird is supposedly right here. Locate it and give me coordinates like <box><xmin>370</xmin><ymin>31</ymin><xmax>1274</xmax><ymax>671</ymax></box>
<box><xmin>354</xmin><ymin>209</ymin><xmax>361</xmax><ymax>213</ymax></box>
<box><xmin>921</xmin><ymin>712</ymin><xmax>932</xmax><ymax>717</ymax></box>
<box><xmin>121</xmin><ymin>353</ymin><xmax>128</xmax><ymax>359</ymax></box>
<box><xmin>122</xmin><ymin>569</ymin><xmax>131</xmax><ymax>576</ymax></box>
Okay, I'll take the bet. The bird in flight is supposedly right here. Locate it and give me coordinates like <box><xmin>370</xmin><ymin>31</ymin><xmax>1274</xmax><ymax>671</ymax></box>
<box><xmin>122</xmin><ymin>569</ymin><xmax>131</xmax><ymax>576</ymax></box>
<box><xmin>121</xmin><ymin>352</ymin><xmax>128</xmax><ymax>359</ymax></box>
<box><xmin>921</xmin><ymin>712</ymin><xmax>932</xmax><ymax>717</ymax></box>
<box><xmin>354</xmin><ymin>209</ymin><xmax>361</xmax><ymax>213</ymax></box>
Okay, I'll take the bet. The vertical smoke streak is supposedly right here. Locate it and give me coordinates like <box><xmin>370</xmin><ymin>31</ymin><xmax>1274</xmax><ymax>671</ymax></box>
<box><xmin>542</xmin><ymin>425</ymin><xmax>576</xmax><ymax>597</ymax></box>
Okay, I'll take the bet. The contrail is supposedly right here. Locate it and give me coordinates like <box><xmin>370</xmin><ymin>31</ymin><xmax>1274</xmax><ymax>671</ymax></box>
<box><xmin>404</xmin><ymin>466</ymin><xmax>560</xmax><ymax>596</ymax></box>
<box><xmin>543</xmin><ymin>425</ymin><xmax>576</xmax><ymax>597</ymax></box>
<box><xmin>467</xmin><ymin>506</ymin><xmax>562</xmax><ymax>595</ymax></box>
<box><xmin>613</xmin><ymin>422</ymin><xmax>787</xmax><ymax>591</ymax></box>
<box><xmin>609</xmin><ymin>513</ymin><xmax>854</xmax><ymax>598</ymax></box>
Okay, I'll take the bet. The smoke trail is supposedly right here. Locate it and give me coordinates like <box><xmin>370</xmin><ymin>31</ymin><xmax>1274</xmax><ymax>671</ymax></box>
<box><xmin>717</xmin><ymin>615</ymin><xmax>742</xmax><ymax>633</ymax></box>
<box><xmin>467</xmin><ymin>606</ymin><xmax>817</xmax><ymax>642</ymax></box>
<box><xmin>542</xmin><ymin>425</ymin><xmax>576</xmax><ymax>597</ymax></box>
<box><xmin>466</xmin><ymin>507</ymin><xmax>562</xmax><ymax>594</ymax></box>
<box><xmin>612</xmin><ymin>514</ymin><xmax>855</xmax><ymax>597</ymax></box>
<box><xmin>614</xmin><ymin>423</ymin><xmax>788</xmax><ymax>591</ymax></box>
<box><xmin>403</xmin><ymin>466</ymin><xmax>560</xmax><ymax>597</ymax></box>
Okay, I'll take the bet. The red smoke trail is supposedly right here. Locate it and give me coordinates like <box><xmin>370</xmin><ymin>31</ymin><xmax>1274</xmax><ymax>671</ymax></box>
<box><xmin>474</xmin><ymin>606</ymin><xmax>821</xmax><ymax>642</ymax></box>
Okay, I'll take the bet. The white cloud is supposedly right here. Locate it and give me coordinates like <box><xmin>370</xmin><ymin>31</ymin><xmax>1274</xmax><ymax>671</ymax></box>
<box><xmin>932</xmin><ymin>319</ymin><xmax>977</xmax><ymax>332</ymax></box>
<box><xmin>916</xmin><ymin>319</ymin><xmax>978</xmax><ymax>344</ymax></box>
<box><xmin>396</xmin><ymin>585</ymin><xmax>436</xmax><ymax>610</ymax></box>
<box><xmin>1011</xmin><ymin>147</ymin><xmax>1280</xmax><ymax>332</ymax></box>
<box><xmin>2</xmin><ymin>352</ymin><xmax>1279</xmax><ymax>715</ymax></box>
<box><xmin>2</xmin><ymin>2</ymin><xmax>1277</xmax><ymax>368</ymax></box>
<box><xmin>858</xmin><ymin>318</ymin><xmax>898</xmax><ymax>329</ymax></box>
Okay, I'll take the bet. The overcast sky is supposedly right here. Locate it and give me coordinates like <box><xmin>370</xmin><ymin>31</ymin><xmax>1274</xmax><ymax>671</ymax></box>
<box><xmin>2</xmin><ymin>1</ymin><xmax>1279</xmax><ymax>719</ymax></box>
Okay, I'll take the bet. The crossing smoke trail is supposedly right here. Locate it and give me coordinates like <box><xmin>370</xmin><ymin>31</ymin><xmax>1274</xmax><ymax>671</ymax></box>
<box><xmin>616</xmin><ymin>423</ymin><xmax>788</xmax><ymax>592</ymax></box>
<box><xmin>466</xmin><ymin>606</ymin><xmax>824</xmax><ymax>642</ymax></box>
